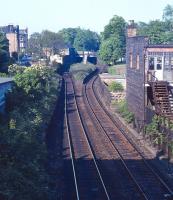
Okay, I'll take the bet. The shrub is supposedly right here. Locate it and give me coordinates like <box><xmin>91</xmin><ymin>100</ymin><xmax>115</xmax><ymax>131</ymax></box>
<box><xmin>108</xmin><ymin>81</ymin><xmax>123</xmax><ymax>92</ymax></box>
<box><xmin>8</xmin><ymin>64</ymin><xmax>26</xmax><ymax>76</ymax></box>
<box><xmin>117</xmin><ymin>100</ymin><xmax>134</xmax><ymax>123</ymax></box>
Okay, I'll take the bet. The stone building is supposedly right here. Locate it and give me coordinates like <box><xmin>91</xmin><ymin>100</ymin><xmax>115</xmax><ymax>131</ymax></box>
<box><xmin>0</xmin><ymin>24</ymin><xmax>28</xmax><ymax>55</ymax></box>
<box><xmin>126</xmin><ymin>20</ymin><xmax>173</xmax><ymax>132</ymax></box>
<box><xmin>19</xmin><ymin>28</ymin><xmax>28</xmax><ymax>53</ymax></box>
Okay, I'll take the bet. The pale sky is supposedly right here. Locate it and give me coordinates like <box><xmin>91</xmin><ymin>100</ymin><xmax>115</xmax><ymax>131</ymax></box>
<box><xmin>1</xmin><ymin>0</ymin><xmax>173</xmax><ymax>35</ymax></box>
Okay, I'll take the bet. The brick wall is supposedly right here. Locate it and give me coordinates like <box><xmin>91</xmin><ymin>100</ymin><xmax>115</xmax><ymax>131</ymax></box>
<box><xmin>126</xmin><ymin>36</ymin><xmax>149</xmax><ymax>129</ymax></box>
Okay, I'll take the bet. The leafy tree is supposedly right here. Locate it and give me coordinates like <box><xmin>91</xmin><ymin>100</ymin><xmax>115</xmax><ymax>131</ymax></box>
<box><xmin>163</xmin><ymin>4</ymin><xmax>173</xmax><ymax>21</ymax></box>
<box><xmin>102</xmin><ymin>15</ymin><xmax>126</xmax><ymax>40</ymax></box>
<box><xmin>99</xmin><ymin>35</ymin><xmax>125</xmax><ymax>64</ymax></box>
<box><xmin>59</xmin><ymin>28</ymin><xmax>78</xmax><ymax>47</ymax></box>
<box><xmin>73</xmin><ymin>29</ymin><xmax>100</xmax><ymax>51</ymax></box>
<box><xmin>41</xmin><ymin>30</ymin><xmax>66</xmax><ymax>53</ymax></box>
<box><xmin>28</xmin><ymin>31</ymin><xmax>66</xmax><ymax>58</ymax></box>
<box><xmin>138</xmin><ymin>19</ymin><xmax>173</xmax><ymax>44</ymax></box>
<box><xmin>59</xmin><ymin>27</ymin><xmax>100</xmax><ymax>51</ymax></box>
<box><xmin>99</xmin><ymin>15</ymin><xmax>126</xmax><ymax>64</ymax></box>
<box><xmin>138</xmin><ymin>20</ymin><xmax>167</xmax><ymax>44</ymax></box>
<box><xmin>0</xmin><ymin>32</ymin><xmax>9</xmax><ymax>72</ymax></box>
<box><xmin>138</xmin><ymin>5</ymin><xmax>173</xmax><ymax>44</ymax></box>
<box><xmin>28</xmin><ymin>32</ymin><xmax>42</xmax><ymax>57</ymax></box>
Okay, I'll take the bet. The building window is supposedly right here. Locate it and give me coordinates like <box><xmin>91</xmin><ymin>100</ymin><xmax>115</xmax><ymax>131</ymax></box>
<box><xmin>130</xmin><ymin>53</ymin><xmax>133</xmax><ymax>68</ymax></box>
<box><xmin>164</xmin><ymin>56</ymin><xmax>170</xmax><ymax>70</ymax></box>
<box><xmin>156</xmin><ymin>57</ymin><xmax>162</xmax><ymax>70</ymax></box>
<box><xmin>171</xmin><ymin>57</ymin><xmax>173</xmax><ymax>69</ymax></box>
<box><xmin>136</xmin><ymin>54</ymin><xmax>140</xmax><ymax>69</ymax></box>
<box><xmin>149</xmin><ymin>57</ymin><xmax>154</xmax><ymax>70</ymax></box>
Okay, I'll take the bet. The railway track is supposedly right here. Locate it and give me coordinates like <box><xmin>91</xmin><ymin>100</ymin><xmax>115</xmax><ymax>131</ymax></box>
<box><xmin>64</xmin><ymin>73</ymin><xmax>110</xmax><ymax>200</ymax></box>
<box><xmin>73</xmin><ymin>77</ymin><xmax>147</xmax><ymax>199</ymax></box>
<box><xmin>83</xmin><ymin>74</ymin><xmax>173</xmax><ymax>200</ymax></box>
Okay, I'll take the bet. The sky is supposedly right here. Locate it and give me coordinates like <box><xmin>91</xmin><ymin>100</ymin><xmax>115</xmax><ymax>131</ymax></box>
<box><xmin>0</xmin><ymin>0</ymin><xmax>173</xmax><ymax>35</ymax></box>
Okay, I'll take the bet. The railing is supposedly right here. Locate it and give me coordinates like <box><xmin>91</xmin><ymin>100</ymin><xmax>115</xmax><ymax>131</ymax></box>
<box><xmin>146</xmin><ymin>71</ymin><xmax>158</xmax><ymax>82</ymax></box>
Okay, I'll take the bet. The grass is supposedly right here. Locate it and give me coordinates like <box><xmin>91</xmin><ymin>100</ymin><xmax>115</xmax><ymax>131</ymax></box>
<box><xmin>107</xmin><ymin>64</ymin><xmax>125</xmax><ymax>75</ymax></box>
<box><xmin>116</xmin><ymin>100</ymin><xmax>134</xmax><ymax>124</ymax></box>
<box><xmin>108</xmin><ymin>81</ymin><xmax>124</xmax><ymax>92</ymax></box>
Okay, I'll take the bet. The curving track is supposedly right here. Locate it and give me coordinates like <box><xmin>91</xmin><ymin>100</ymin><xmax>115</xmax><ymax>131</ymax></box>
<box><xmin>63</xmin><ymin>71</ymin><xmax>173</xmax><ymax>200</ymax></box>
<box><xmin>83</xmin><ymin>74</ymin><xmax>173</xmax><ymax>200</ymax></box>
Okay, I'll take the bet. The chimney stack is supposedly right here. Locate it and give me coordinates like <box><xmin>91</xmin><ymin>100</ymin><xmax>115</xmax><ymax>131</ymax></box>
<box><xmin>127</xmin><ymin>20</ymin><xmax>137</xmax><ymax>37</ymax></box>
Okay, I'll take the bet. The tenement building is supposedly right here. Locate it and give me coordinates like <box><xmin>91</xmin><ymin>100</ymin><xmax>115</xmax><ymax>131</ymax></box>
<box><xmin>0</xmin><ymin>24</ymin><xmax>28</xmax><ymax>55</ymax></box>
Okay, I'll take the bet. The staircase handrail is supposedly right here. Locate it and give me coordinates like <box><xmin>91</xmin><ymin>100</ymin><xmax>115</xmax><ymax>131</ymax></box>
<box><xmin>147</xmin><ymin>71</ymin><xmax>158</xmax><ymax>82</ymax></box>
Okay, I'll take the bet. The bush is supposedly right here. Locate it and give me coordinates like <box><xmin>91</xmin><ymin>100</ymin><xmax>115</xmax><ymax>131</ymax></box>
<box><xmin>108</xmin><ymin>81</ymin><xmax>123</xmax><ymax>92</ymax></box>
<box><xmin>8</xmin><ymin>64</ymin><xmax>26</xmax><ymax>76</ymax></box>
<box><xmin>117</xmin><ymin>100</ymin><xmax>134</xmax><ymax>123</ymax></box>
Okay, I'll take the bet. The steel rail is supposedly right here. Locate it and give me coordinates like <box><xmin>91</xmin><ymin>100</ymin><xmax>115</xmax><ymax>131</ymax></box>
<box><xmin>83</xmin><ymin>78</ymin><xmax>148</xmax><ymax>200</ymax></box>
<box><xmin>64</xmin><ymin>78</ymin><xmax>80</xmax><ymax>200</ymax></box>
<box><xmin>65</xmin><ymin>73</ymin><xmax>110</xmax><ymax>200</ymax></box>
<box><xmin>91</xmin><ymin>75</ymin><xmax>173</xmax><ymax>198</ymax></box>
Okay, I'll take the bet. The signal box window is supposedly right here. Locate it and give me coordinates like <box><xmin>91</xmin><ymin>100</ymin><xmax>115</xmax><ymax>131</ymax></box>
<box><xmin>157</xmin><ymin>57</ymin><xmax>162</xmax><ymax>70</ymax></box>
<box><xmin>171</xmin><ymin>57</ymin><xmax>173</xmax><ymax>69</ymax></box>
<box><xmin>149</xmin><ymin>57</ymin><xmax>154</xmax><ymax>70</ymax></box>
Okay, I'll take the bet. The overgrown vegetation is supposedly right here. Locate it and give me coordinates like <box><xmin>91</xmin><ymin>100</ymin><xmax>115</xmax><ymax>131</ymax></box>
<box><xmin>70</xmin><ymin>63</ymin><xmax>96</xmax><ymax>81</ymax></box>
<box><xmin>145</xmin><ymin>115</ymin><xmax>173</xmax><ymax>152</ymax></box>
<box><xmin>108</xmin><ymin>66</ymin><xmax>117</xmax><ymax>75</ymax></box>
<box><xmin>0</xmin><ymin>65</ymin><xmax>61</xmax><ymax>200</ymax></box>
<box><xmin>116</xmin><ymin>100</ymin><xmax>134</xmax><ymax>123</ymax></box>
<box><xmin>108</xmin><ymin>81</ymin><xmax>124</xmax><ymax>92</ymax></box>
<box><xmin>8</xmin><ymin>64</ymin><xmax>27</xmax><ymax>76</ymax></box>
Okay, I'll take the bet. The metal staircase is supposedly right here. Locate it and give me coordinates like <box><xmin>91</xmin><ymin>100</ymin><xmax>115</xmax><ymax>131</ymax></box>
<box><xmin>151</xmin><ymin>81</ymin><xmax>173</xmax><ymax>120</ymax></box>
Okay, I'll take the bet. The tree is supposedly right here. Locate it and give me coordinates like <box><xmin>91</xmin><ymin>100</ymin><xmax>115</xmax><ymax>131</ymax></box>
<box><xmin>0</xmin><ymin>33</ymin><xmax>9</xmax><ymax>72</ymax></box>
<box><xmin>28</xmin><ymin>32</ymin><xmax>42</xmax><ymax>57</ymax></box>
<box><xmin>59</xmin><ymin>28</ymin><xmax>78</xmax><ymax>47</ymax></box>
<box><xmin>138</xmin><ymin>19</ymin><xmax>173</xmax><ymax>44</ymax></box>
<box><xmin>102</xmin><ymin>15</ymin><xmax>126</xmax><ymax>40</ymax></box>
<box><xmin>59</xmin><ymin>27</ymin><xmax>100</xmax><ymax>51</ymax></box>
<box><xmin>99</xmin><ymin>36</ymin><xmax>124</xmax><ymax>64</ymax></box>
<box><xmin>138</xmin><ymin>20</ymin><xmax>167</xmax><ymax>44</ymax></box>
<box><xmin>28</xmin><ymin>31</ymin><xmax>66</xmax><ymax>58</ymax></box>
<box><xmin>99</xmin><ymin>15</ymin><xmax>126</xmax><ymax>64</ymax></box>
<box><xmin>137</xmin><ymin>5</ymin><xmax>173</xmax><ymax>44</ymax></box>
<box><xmin>73</xmin><ymin>28</ymin><xmax>100</xmax><ymax>51</ymax></box>
<box><xmin>163</xmin><ymin>4</ymin><xmax>173</xmax><ymax>21</ymax></box>
<box><xmin>41</xmin><ymin>30</ymin><xmax>66</xmax><ymax>53</ymax></box>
